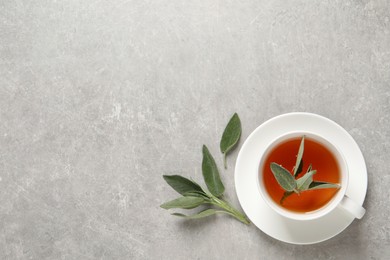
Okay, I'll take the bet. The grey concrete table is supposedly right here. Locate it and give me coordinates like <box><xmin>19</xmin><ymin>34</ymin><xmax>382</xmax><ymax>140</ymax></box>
<box><xmin>1</xmin><ymin>0</ymin><xmax>390</xmax><ymax>259</ymax></box>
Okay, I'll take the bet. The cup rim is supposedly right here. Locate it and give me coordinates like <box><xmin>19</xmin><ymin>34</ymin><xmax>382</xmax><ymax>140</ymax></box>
<box><xmin>257</xmin><ymin>131</ymin><xmax>349</xmax><ymax>221</ymax></box>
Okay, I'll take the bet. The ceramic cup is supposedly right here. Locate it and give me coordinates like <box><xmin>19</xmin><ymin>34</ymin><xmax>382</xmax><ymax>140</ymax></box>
<box><xmin>257</xmin><ymin>131</ymin><xmax>366</xmax><ymax>221</ymax></box>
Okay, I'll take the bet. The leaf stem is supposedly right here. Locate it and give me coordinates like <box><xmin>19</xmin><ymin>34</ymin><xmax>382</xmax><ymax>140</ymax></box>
<box><xmin>223</xmin><ymin>153</ymin><xmax>227</xmax><ymax>169</ymax></box>
<box><xmin>210</xmin><ymin>196</ymin><xmax>250</xmax><ymax>225</ymax></box>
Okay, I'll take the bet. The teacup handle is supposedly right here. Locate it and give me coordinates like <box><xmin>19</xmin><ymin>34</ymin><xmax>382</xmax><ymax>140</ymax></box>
<box><xmin>338</xmin><ymin>196</ymin><xmax>366</xmax><ymax>219</ymax></box>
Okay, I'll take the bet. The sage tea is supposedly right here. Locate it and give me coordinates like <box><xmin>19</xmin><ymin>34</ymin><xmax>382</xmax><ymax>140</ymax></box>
<box><xmin>262</xmin><ymin>136</ymin><xmax>341</xmax><ymax>213</ymax></box>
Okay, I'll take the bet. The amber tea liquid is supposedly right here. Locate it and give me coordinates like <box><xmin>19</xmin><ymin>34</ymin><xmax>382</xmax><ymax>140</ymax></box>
<box><xmin>262</xmin><ymin>137</ymin><xmax>341</xmax><ymax>213</ymax></box>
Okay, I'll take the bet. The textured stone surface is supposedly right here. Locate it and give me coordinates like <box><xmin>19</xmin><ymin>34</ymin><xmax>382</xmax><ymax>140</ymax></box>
<box><xmin>1</xmin><ymin>0</ymin><xmax>390</xmax><ymax>259</ymax></box>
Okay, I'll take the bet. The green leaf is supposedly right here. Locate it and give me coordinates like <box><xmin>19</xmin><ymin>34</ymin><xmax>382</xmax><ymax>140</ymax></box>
<box><xmin>293</xmin><ymin>136</ymin><xmax>305</xmax><ymax>177</ymax></box>
<box><xmin>280</xmin><ymin>191</ymin><xmax>294</xmax><ymax>204</ymax></box>
<box><xmin>171</xmin><ymin>209</ymin><xmax>227</xmax><ymax>219</ymax></box>
<box><xmin>270</xmin><ymin>163</ymin><xmax>297</xmax><ymax>192</ymax></box>
<box><xmin>183</xmin><ymin>191</ymin><xmax>210</xmax><ymax>198</ymax></box>
<box><xmin>295</xmin><ymin>159</ymin><xmax>304</xmax><ymax>177</ymax></box>
<box><xmin>296</xmin><ymin>170</ymin><xmax>317</xmax><ymax>191</ymax></box>
<box><xmin>163</xmin><ymin>175</ymin><xmax>205</xmax><ymax>196</ymax></box>
<box><xmin>202</xmin><ymin>145</ymin><xmax>225</xmax><ymax>197</ymax></box>
<box><xmin>306</xmin><ymin>164</ymin><xmax>312</xmax><ymax>174</ymax></box>
<box><xmin>307</xmin><ymin>181</ymin><xmax>340</xmax><ymax>190</ymax></box>
<box><xmin>220</xmin><ymin>113</ymin><xmax>241</xmax><ymax>169</ymax></box>
<box><xmin>160</xmin><ymin>196</ymin><xmax>205</xmax><ymax>209</ymax></box>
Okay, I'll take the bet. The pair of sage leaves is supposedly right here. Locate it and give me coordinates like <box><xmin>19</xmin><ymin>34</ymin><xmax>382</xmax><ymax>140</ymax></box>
<box><xmin>161</xmin><ymin>113</ymin><xmax>249</xmax><ymax>224</ymax></box>
<box><xmin>270</xmin><ymin>136</ymin><xmax>340</xmax><ymax>204</ymax></box>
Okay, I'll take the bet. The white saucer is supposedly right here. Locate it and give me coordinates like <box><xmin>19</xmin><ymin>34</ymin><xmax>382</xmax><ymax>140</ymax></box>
<box><xmin>235</xmin><ymin>112</ymin><xmax>367</xmax><ymax>244</ymax></box>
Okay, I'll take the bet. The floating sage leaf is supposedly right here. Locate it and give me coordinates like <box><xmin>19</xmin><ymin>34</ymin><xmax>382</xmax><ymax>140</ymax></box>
<box><xmin>220</xmin><ymin>113</ymin><xmax>241</xmax><ymax>169</ymax></box>
<box><xmin>172</xmin><ymin>209</ymin><xmax>227</xmax><ymax>219</ymax></box>
<box><xmin>306</xmin><ymin>164</ymin><xmax>312</xmax><ymax>174</ymax></box>
<box><xmin>163</xmin><ymin>175</ymin><xmax>205</xmax><ymax>196</ymax></box>
<box><xmin>280</xmin><ymin>191</ymin><xmax>294</xmax><ymax>204</ymax></box>
<box><xmin>202</xmin><ymin>145</ymin><xmax>225</xmax><ymax>197</ymax></box>
<box><xmin>293</xmin><ymin>136</ymin><xmax>305</xmax><ymax>177</ymax></box>
<box><xmin>296</xmin><ymin>170</ymin><xmax>317</xmax><ymax>191</ymax></box>
<box><xmin>270</xmin><ymin>163</ymin><xmax>297</xmax><ymax>192</ymax></box>
<box><xmin>160</xmin><ymin>196</ymin><xmax>205</xmax><ymax>209</ymax></box>
<box><xmin>308</xmin><ymin>181</ymin><xmax>341</xmax><ymax>190</ymax></box>
<box><xmin>295</xmin><ymin>159</ymin><xmax>304</xmax><ymax>177</ymax></box>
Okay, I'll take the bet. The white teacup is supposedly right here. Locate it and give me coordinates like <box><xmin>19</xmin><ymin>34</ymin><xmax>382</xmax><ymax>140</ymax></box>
<box><xmin>257</xmin><ymin>131</ymin><xmax>366</xmax><ymax>221</ymax></box>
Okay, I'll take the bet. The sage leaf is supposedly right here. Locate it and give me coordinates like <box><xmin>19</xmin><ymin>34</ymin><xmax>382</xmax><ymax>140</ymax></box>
<box><xmin>183</xmin><ymin>191</ymin><xmax>210</xmax><ymax>199</ymax></box>
<box><xmin>160</xmin><ymin>196</ymin><xmax>205</xmax><ymax>209</ymax></box>
<box><xmin>293</xmin><ymin>136</ymin><xmax>305</xmax><ymax>177</ymax></box>
<box><xmin>270</xmin><ymin>163</ymin><xmax>297</xmax><ymax>192</ymax></box>
<box><xmin>306</xmin><ymin>164</ymin><xmax>312</xmax><ymax>174</ymax></box>
<box><xmin>172</xmin><ymin>209</ymin><xmax>227</xmax><ymax>219</ymax></box>
<box><xmin>295</xmin><ymin>159</ymin><xmax>304</xmax><ymax>177</ymax></box>
<box><xmin>220</xmin><ymin>113</ymin><xmax>241</xmax><ymax>169</ymax></box>
<box><xmin>163</xmin><ymin>175</ymin><xmax>205</xmax><ymax>196</ymax></box>
<box><xmin>308</xmin><ymin>181</ymin><xmax>340</xmax><ymax>190</ymax></box>
<box><xmin>280</xmin><ymin>191</ymin><xmax>294</xmax><ymax>204</ymax></box>
<box><xmin>296</xmin><ymin>170</ymin><xmax>317</xmax><ymax>191</ymax></box>
<box><xmin>202</xmin><ymin>145</ymin><xmax>225</xmax><ymax>197</ymax></box>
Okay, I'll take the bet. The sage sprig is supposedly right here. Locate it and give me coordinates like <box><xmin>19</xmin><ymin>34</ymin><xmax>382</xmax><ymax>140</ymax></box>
<box><xmin>220</xmin><ymin>113</ymin><xmax>241</xmax><ymax>169</ymax></box>
<box><xmin>162</xmin><ymin>150</ymin><xmax>250</xmax><ymax>224</ymax></box>
<box><xmin>161</xmin><ymin>113</ymin><xmax>249</xmax><ymax>225</ymax></box>
<box><xmin>270</xmin><ymin>136</ymin><xmax>340</xmax><ymax>204</ymax></box>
